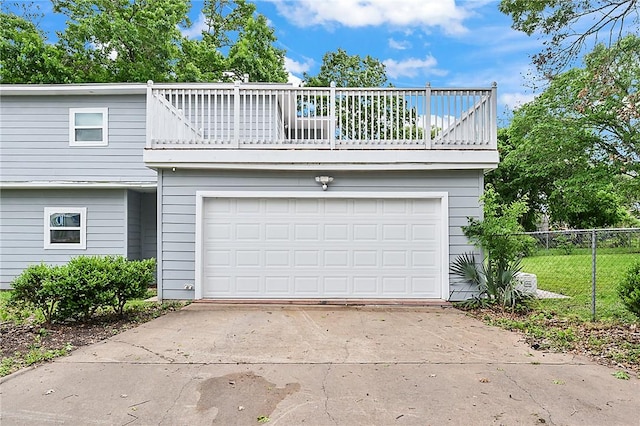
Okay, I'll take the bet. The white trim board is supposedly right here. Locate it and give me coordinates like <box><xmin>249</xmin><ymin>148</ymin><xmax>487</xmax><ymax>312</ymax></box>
<box><xmin>194</xmin><ymin>191</ymin><xmax>449</xmax><ymax>300</ymax></box>
<box><xmin>0</xmin><ymin>182</ymin><xmax>157</xmax><ymax>189</ymax></box>
<box><xmin>144</xmin><ymin>149</ymin><xmax>499</xmax><ymax>171</ymax></box>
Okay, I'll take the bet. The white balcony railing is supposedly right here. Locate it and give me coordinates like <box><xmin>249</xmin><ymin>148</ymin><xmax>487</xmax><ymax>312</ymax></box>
<box><xmin>146</xmin><ymin>83</ymin><xmax>497</xmax><ymax>150</ymax></box>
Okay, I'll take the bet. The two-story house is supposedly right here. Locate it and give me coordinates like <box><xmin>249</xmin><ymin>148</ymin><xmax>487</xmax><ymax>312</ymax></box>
<box><xmin>0</xmin><ymin>81</ymin><xmax>499</xmax><ymax>302</ymax></box>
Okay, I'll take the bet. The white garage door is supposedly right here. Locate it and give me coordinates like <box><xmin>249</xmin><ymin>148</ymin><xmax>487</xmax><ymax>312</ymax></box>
<box><xmin>201</xmin><ymin>195</ymin><xmax>445</xmax><ymax>299</ymax></box>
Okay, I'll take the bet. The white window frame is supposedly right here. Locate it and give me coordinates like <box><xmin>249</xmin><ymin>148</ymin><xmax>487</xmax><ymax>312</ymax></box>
<box><xmin>44</xmin><ymin>207</ymin><xmax>87</xmax><ymax>250</ymax></box>
<box><xmin>69</xmin><ymin>108</ymin><xmax>109</xmax><ymax>146</ymax></box>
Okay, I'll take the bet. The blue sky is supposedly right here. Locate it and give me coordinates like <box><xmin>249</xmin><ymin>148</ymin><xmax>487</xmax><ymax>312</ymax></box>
<box><xmin>17</xmin><ymin>0</ymin><xmax>545</xmax><ymax>115</ymax></box>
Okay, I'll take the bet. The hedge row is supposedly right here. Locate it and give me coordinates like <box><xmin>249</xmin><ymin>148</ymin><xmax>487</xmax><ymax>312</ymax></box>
<box><xmin>10</xmin><ymin>256</ymin><xmax>156</xmax><ymax>323</ymax></box>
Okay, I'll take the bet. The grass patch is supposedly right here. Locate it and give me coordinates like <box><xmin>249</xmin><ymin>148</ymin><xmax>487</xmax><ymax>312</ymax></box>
<box><xmin>521</xmin><ymin>252</ymin><xmax>639</xmax><ymax>321</ymax></box>
<box><xmin>464</xmin><ymin>248</ymin><xmax>640</xmax><ymax>377</ymax></box>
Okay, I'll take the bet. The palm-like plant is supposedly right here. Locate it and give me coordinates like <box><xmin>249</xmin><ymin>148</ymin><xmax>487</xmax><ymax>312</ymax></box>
<box><xmin>451</xmin><ymin>253</ymin><xmax>528</xmax><ymax>309</ymax></box>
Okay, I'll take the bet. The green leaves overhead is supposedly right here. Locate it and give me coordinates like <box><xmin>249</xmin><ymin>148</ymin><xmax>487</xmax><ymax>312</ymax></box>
<box><xmin>0</xmin><ymin>0</ymin><xmax>288</xmax><ymax>83</ymax></box>
<box><xmin>0</xmin><ymin>12</ymin><xmax>71</xmax><ymax>83</ymax></box>
<box><xmin>488</xmin><ymin>35</ymin><xmax>640</xmax><ymax>229</ymax></box>
<box><xmin>53</xmin><ymin>0</ymin><xmax>190</xmax><ymax>82</ymax></box>
<box><xmin>303</xmin><ymin>48</ymin><xmax>388</xmax><ymax>88</ymax></box>
<box><xmin>227</xmin><ymin>15</ymin><xmax>288</xmax><ymax>83</ymax></box>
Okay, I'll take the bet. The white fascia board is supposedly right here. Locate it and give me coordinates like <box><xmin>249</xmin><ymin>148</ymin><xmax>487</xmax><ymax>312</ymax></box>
<box><xmin>0</xmin><ymin>84</ymin><xmax>147</xmax><ymax>96</ymax></box>
<box><xmin>0</xmin><ymin>181</ymin><xmax>157</xmax><ymax>189</ymax></box>
<box><xmin>144</xmin><ymin>149</ymin><xmax>499</xmax><ymax>171</ymax></box>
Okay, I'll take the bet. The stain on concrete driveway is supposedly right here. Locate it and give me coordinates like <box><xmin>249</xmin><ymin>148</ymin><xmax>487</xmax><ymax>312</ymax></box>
<box><xmin>197</xmin><ymin>372</ymin><xmax>300</xmax><ymax>425</ymax></box>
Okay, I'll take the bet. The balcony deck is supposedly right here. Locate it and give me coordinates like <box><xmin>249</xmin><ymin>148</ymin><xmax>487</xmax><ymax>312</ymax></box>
<box><xmin>144</xmin><ymin>82</ymin><xmax>499</xmax><ymax>170</ymax></box>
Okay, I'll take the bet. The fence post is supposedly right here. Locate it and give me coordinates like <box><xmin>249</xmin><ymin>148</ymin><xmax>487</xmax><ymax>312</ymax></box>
<box><xmin>591</xmin><ymin>229</ymin><xmax>597</xmax><ymax>322</ymax></box>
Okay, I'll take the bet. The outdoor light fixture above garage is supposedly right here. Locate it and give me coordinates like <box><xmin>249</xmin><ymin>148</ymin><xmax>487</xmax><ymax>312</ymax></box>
<box><xmin>315</xmin><ymin>176</ymin><xmax>334</xmax><ymax>190</ymax></box>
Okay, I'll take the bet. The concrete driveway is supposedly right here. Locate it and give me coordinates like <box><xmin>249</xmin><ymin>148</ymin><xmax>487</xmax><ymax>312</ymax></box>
<box><xmin>1</xmin><ymin>304</ymin><xmax>638</xmax><ymax>425</ymax></box>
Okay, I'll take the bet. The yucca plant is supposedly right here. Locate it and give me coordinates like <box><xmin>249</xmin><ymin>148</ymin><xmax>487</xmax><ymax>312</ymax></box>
<box><xmin>451</xmin><ymin>253</ymin><xmax>528</xmax><ymax>309</ymax></box>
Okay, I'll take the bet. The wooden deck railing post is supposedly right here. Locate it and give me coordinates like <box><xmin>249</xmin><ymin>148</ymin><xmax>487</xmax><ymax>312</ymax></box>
<box><xmin>146</xmin><ymin>80</ymin><xmax>154</xmax><ymax>148</ymax></box>
<box><xmin>425</xmin><ymin>83</ymin><xmax>431</xmax><ymax>149</ymax></box>
<box><xmin>490</xmin><ymin>82</ymin><xmax>498</xmax><ymax>149</ymax></box>
<box><xmin>233</xmin><ymin>83</ymin><xmax>240</xmax><ymax>148</ymax></box>
<box><xmin>330</xmin><ymin>82</ymin><xmax>336</xmax><ymax>150</ymax></box>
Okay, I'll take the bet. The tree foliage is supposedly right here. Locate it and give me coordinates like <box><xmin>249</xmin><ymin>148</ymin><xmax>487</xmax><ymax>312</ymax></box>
<box><xmin>53</xmin><ymin>0</ymin><xmax>190</xmax><ymax>82</ymax></box>
<box><xmin>488</xmin><ymin>35</ymin><xmax>639</xmax><ymax>229</ymax></box>
<box><xmin>1</xmin><ymin>0</ymin><xmax>288</xmax><ymax>83</ymax></box>
<box><xmin>302</xmin><ymin>49</ymin><xmax>424</xmax><ymax>140</ymax></box>
<box><xmin>227</xmin><ymin>14</ymin><xmax>288</xmax><ymax>82</ymax></box>
<box><xmin>303</xmin><ymin>48</ymin><xmax>388</xmax><ymax>88</ymax></box>
<box><xmin>499</xmin><ymin>0</ymin><xmax>639</xmax><ymax>76</ymax></box>
<box><xmin>462</xmin><ymin>186</ymin><xmax>534</xmax><ymax>270</ymax></box>
<box><xmin>0</xmin><ymin>12</ymin><xmax>71</xmax><ymax>83</ymax></box>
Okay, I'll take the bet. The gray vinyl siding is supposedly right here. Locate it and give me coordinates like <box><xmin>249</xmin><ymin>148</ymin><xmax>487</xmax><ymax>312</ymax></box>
<box><xmin>159</xmin><ymin>169</ymin><xmax>482</xmax><ymax>300</ymax></box>
<box><xmin>0</xmin><ymin>94</ymin><xmax>156</xmax><ymax>183</ymax></box>
<box><xmin>140</xmin><ymin>192</ymin><xmax>157</xmax><ymax>260</ymax></box>
<box><xmin>127</xmin><ymin>190</ymin><xmax>141</xmax><ymax>259</ymax></box>
<box><xmin>0</xmin><ymin>189</ymin><xmax>128</xmax><ymax>288</ymax></box>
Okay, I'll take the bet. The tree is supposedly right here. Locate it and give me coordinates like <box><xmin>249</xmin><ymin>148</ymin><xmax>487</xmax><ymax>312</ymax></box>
<box><xmin>302</xmin><ymin>49</ymin><xmax>423</xmax><ymax>141</ymax></box>
<box><xmin>227</xmin><ymin>14</ymin><xmax>287</xmax><ymax>82</ymax></box>
<box><xmin>53</xmin><ymin>0</ymin><xmax>190</xmax><ymax>82</ymax></box>
<box><xmin>3</xmin><ymin>0</ymin><xmax>288</xmax><ymax>84</ymax></box>
<box><xmin>303</xmin><ymin>48</ymin><xmax>387</xmax><ymax>87</ymax></box>
<box><xmin>175</xmin><ymin>0</ymin><xmax>286</xmax><ymax>83</ymax></box>
<box><xmin>499</xmin><ymin>0</ymin><xmax>639</xmax><ymax>77</ymax></box>
<box><xmin>0</xmin><ymin>12</ymin><xmax>71</xmax><ymax>83</ymax></box>
<box><xmin>488</xmin><ymin>36</ymin><xmax>639</xmax><ymax>229</ymax></box>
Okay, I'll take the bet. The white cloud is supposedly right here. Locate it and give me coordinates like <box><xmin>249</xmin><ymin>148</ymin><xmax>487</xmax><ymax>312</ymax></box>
<box><xmin>270</xmin><ymin>0</ymin><xmax>470</xmax><ymax>35</ymax></box>
<box><xmin>500</xmin><ymin>92</ymin><xmax>536</xmax><ymax>110</ymax></box>
<box><xmin>285</xmin><ymin>57</ymin><xmax>314</xmax><ymax>74</ymax></box>
<box><xmin>383</xmin><ymin>55</ymin><xmax>447</xmax><ymax>79</ymax></box>
<box><xmin>388</xmin><ymin>38</ymin><xmax>411</xmax><ymax>50</ymax></box>
<box><xmin>182</xmin><ymin>13</ymin><xmax>207</xmax><ymax>39</ymax></box>
<box><xmin>285</xmin><ymin>57</ymin><xmax>314</xmax><ymax>87</ymax></box>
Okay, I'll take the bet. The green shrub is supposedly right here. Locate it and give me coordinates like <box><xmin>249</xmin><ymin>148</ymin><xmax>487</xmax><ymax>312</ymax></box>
<box><xmin>618</xmin><ymin>261</ymin><xmax>640</xmax><ymax>318</ymax></box>
<box><xmin>462</xmin><ymin>186</ymin><xmax>535</xmax><ymax>270</ymax></box>
<box><xmin>10</xmin><ymin>263</ymin><xmax>61</xmax><ymax>324</ymax></box>
<box><xmin>11</xmin><ymin>256</ymin><xmax>157</xmax><ymax>322</ymax></box>
<box><xmin>108</xmin><ymin>256</ymin><xmax>156</xmax><ymax>316</ymax></box>
<box><xmin>456</xmin><ymin>186</ymin><xmax>535</xmax><ymax>309</ymax></box>
<box><xmin>54</xmin><ymin>256</ymin><xmax>113</xmax><ymax>321</ymax></box>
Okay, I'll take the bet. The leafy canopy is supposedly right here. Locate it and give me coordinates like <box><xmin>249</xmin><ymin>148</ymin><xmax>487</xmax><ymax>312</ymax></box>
<box><xmin>488</xmin><ymin>35</ymin><xmax>640</xmax><ymax>229</ymax></box>
<box><xmin>0</xmin><ymin>0</ymin><xmax>288</xmax><ymax>83</ymax></box>
<box><xmin>303</xmin><ymin>48</ymin><xmax>388</xmax><ymax>88</ymax></box>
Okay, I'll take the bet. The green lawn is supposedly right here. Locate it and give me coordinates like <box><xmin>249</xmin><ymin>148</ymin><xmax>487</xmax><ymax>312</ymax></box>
<box><xmin>521</xmin><ymin>252</ymin><xmax>639</xmax><ymax>321</ymax></box>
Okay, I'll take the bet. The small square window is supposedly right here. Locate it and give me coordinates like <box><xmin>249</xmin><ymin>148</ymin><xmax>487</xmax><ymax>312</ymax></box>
<box><xmin>44</xmin><ymin>207</ymin><xmax>87</xmax><ymax>249</ymax></box>
<box><xmin>69</xmin><ymin>108</ymin><xmax>108</xmax><ymax>146</ymax></box>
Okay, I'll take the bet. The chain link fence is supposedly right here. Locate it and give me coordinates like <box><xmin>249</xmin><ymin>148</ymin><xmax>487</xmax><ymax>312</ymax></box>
<box><xmin>518</xmin><ymin>228</ymin><xmax>640</xmax><ymax>321</ymax></box>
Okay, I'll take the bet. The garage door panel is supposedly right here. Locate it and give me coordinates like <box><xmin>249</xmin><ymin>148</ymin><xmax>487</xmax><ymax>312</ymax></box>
<box><xmin>324</xmin><ymin>250</ymin><xmax>348</xmax><ymax>267</ymax></box>
<box><xmin>265</xmin><ymin>224</ymin><xmax>289</xmax><ymax>239</ymax></box>
<box><xmin>353</xmin><ymin>224</ymin><xmax>377</xmax><ymax>241</ymax></box>
<box><xmin>202</xmin><ymin>197</ymin><xmax>443</xmax><ymax>299</ymax></box>
<box><xmin>324</xmin><ymin>224</ymin><xmax>348</xmax><ymax>240</ymax></box>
